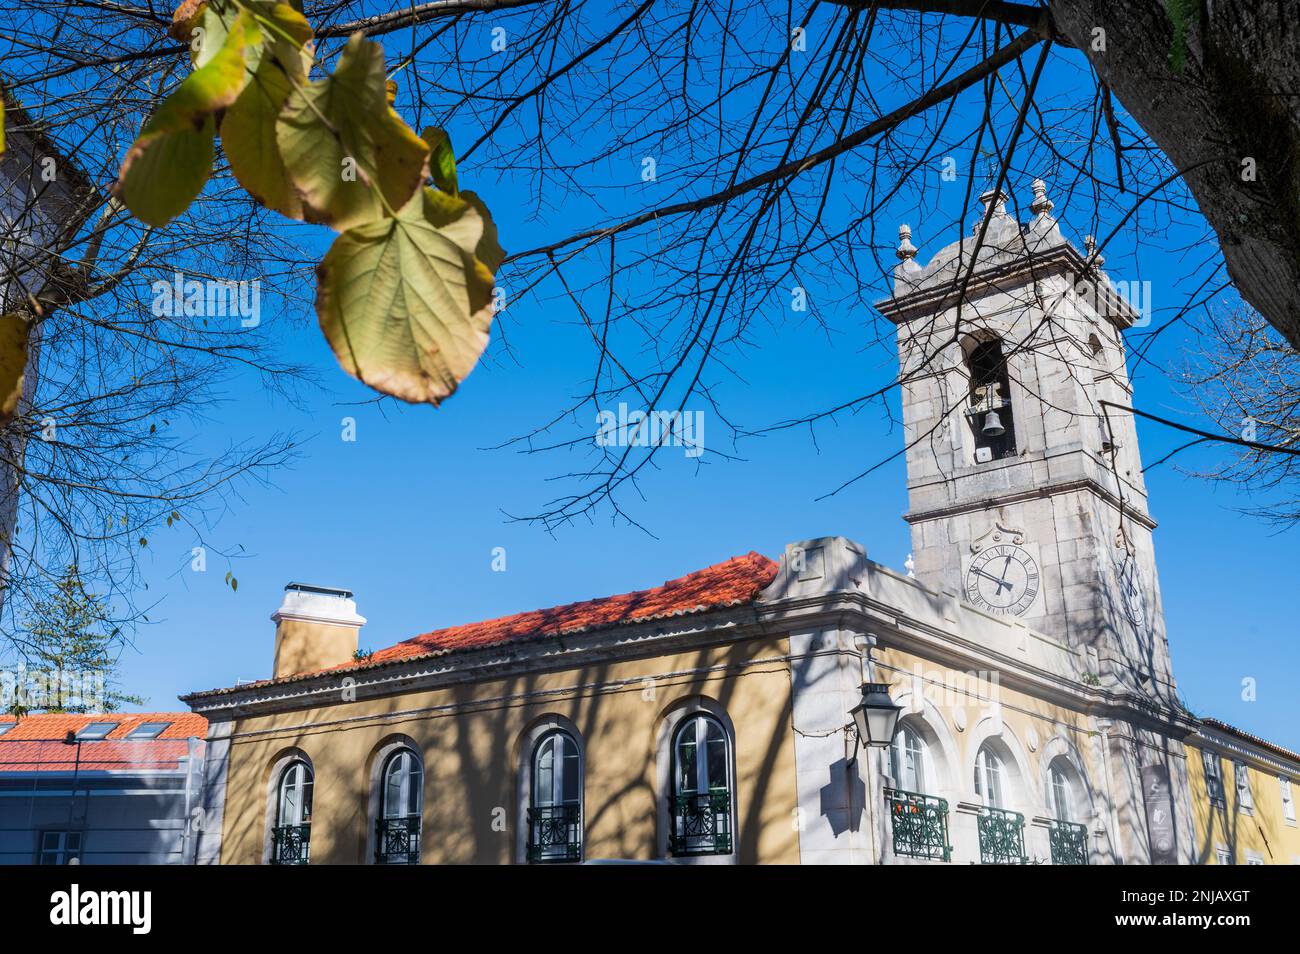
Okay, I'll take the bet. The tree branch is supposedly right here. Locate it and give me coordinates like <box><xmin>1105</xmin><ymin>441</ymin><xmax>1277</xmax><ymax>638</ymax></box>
<box><xmin>507</xmin><ymin>27</ymin><xmax>1044</xmax><ymax>261</ymax></box>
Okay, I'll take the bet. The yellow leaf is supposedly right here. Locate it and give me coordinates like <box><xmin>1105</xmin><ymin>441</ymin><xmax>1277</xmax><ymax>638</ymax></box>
<box><xmin>315</xmin><ymin>188</ymin><xmax>494</xmax><ymax>405</ymax></box>
<box><xmin>221</xmin><ymin>56</ymin><xmax>302</xmax><ymax>218</ymax></box>
<box><xmin>0</xmin><ymin>313</ymin><xmax>29</xmax><ymax>426</ymax></box>
<box><xmin>277</xmin><ymin>33</ymin><xmax>429</xmax><ymax>231</ymax></box>
<box><xmin>116</xmin><ymin>9</ymin><xmax>261</xmax><ymax>226</ymax></box>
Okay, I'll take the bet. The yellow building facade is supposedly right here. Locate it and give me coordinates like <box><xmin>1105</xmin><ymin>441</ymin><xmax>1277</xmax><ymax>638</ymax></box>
<box><xmin>1187</xmin><ymin>721</ymin><xmax>1300</xmax><ymax>866</ymax></box>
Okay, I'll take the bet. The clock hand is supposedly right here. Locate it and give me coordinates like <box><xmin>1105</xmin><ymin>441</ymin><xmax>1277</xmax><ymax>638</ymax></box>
<box><xmin>972</xmin><ymin>568</ymin><xmax>1012</xmax><ymax>594</ymax></box>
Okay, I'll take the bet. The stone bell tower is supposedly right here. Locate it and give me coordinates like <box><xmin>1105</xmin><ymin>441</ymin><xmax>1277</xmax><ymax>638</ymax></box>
<box><xmin>876</xmin><ymin>180</ymin><xmax>1174</xmax><ymax>701</ymax></box>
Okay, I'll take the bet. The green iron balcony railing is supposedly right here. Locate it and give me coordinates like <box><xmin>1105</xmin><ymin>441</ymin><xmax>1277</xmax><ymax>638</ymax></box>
<box><xmin>669</xmin><ymin>790</ymin><xmax>733</xmax><ymax>857</ymax></box>
<box><xmin>884</xmin><ymin>788</ymin><xmax>952</xmax><ymax>862</ymax></box>
<box><xmin>527</xmin><ymin>803</ymin><xmax>582</xmax><ymax>863</ymax></box>
<box><xmin>977</xmin><ymin>806</ymin><xmax>1027</xmax><ymax>865</ymax></box>
<box><xmin>1048</xmin><ymin>819</ymin><xmax>1089</xmax><ymax>865</ymax></box>
<box><xmin>376</xmin><ymin>814</ymin><xmax>422</xmax><ymax>865</ymax></box>
<box><xmin>270</xmin><ymin>823</ymin><xmax>311</xmax><ymax>865</ymax></box>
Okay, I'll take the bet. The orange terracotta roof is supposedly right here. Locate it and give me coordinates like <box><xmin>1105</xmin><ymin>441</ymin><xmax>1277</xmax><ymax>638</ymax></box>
<box><xmin>365</xmin><ymin>550</ymin><xmax>779</xmax><ymax>665</ymax></box>
<box><xmin>0</xmin><ymin>712</ymin><xmax>206</xmax><ymax>741</ymax></box>
<box><xmin>1201</xmin><ymin>718</ymin><xmax>1300</xmax><ymax>766</ymax></box>
<box><xmin>0</xmin><ymin>712</ymin><xmax>206</xmax><ymax>772</ymax></box>
<box><xmin>186</xmin><ymin>551</ymin><xmax>779</xmax><ymax>696</ymax></box>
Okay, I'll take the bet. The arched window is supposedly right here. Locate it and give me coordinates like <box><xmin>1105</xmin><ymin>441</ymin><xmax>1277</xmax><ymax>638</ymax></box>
<box><xmin>890</xmin><ymin>722</ymin><xmax>930</xmax><ymax>793</ymax></box>
<box><xmin>669</xmin><ymin>713</ymin><xmax>733</xmax><ymax>856</ymax></box>
<box><xmin>965</xmin><ymin>337</ymin><xmax>1017</xmax><ymax>462</ymax></box>
<box><xmin>376</xmin><ymin>749</ymin><xmax>422</xmax><ymax>864</ymax></box>
<box><xmin>527</xmin><ymin>731</ymin><xmax>582</xmax><ymax>863</ymax></box>
<box><xmin>885</xmin><ymin>721</ymin><xmax>951</xmax><ymax>862</ymax></box>
<box><xmin>1046</xmin><ymin>756</ymin><xmax>1089</xmax><ymax>865</ymax></box>
<box><xmin>1048</xmin><ymin>761</ymin><xmax>1072</xmax><ymax>821</ymax></box>
<box><xmin>974</xmin><ymin>742</ymin><xmax>1026</xmax><ymax>864</ymax></box>
<box><xmin>974</xmin><ymin>744</ymin><xmax>1005</xmax><ymax>809</ymax></box>
<box><xmin>271</xmin><ymin>759</ymin><xmax>313</xmax><ymax>865</ymax></box>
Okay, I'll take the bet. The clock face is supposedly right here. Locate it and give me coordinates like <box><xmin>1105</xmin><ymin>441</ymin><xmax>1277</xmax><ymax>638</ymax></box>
<box><xmin>1117</xmin><ymin>555</ymin><xmax>1146</xmax><ymax>628</ymax></box>
<box><xmin>965</xmin><ymin>545</ymin><xmax>1040</xmax><ymax>616</ymax></box>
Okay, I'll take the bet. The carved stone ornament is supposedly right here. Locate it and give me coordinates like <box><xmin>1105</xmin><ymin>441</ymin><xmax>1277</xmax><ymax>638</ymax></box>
<box><xmin>970</xmin><ymin>520</ymin><xmax>1026</xmax><ymax>554</ymax></box>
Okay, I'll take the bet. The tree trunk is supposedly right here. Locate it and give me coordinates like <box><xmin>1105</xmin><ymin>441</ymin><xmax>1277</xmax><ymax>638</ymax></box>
<box><xmin>1050</xmin><ymin>0</ymin><xmax>1300</xmax><ymax>349</ymax></box>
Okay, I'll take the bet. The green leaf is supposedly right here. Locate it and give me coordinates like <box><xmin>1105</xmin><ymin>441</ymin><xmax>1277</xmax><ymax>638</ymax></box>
<box><xmin>460</xmin><ymin>190</ymin><xmax>505</xmax><ymax>273</ymax></box>
<box><xmin>276</xmin><ymin>33</ymin><xmax>429</xmax><ymax>231</ymax></box>
<box><xmin>117</xmin><ymin>10</ymin><xmax>261</xmax><ymax>226</ymax></box>
<box><xmin>421</xmin><ymin>127</ymin><xmax>457</xmax><ymax>196</ymax></box>
<box><xmin>315</xmin><ymin>187</ymin><xmax>495</xmax><ymax>405</ymax></box>
<box><xmin>0</xmin><ymin>312</ymin><xmax>29</xmax><ymax>426</ymax></box>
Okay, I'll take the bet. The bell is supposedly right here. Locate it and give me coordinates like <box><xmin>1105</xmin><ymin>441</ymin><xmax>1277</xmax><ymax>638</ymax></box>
<box><xmin>982</xmin><ymin>409</ymin><xmax>1005</xmax><ymax>438</ymax></box>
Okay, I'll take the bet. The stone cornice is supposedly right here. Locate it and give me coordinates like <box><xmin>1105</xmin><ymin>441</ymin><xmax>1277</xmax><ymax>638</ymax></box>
<box><xmin>1195</xmin><ymin>725</ymin><xmax>1300</xmax><ymax>777</ymax></box>
<box><xmin>876</xmin><ymin>244</ymin><xmax>1139</xmax><ymax>331</ymax></box>
<box><xmin>905</xmin><ymin>474</ymin><xmax>1157</xmax><ymax>532</ymax></box>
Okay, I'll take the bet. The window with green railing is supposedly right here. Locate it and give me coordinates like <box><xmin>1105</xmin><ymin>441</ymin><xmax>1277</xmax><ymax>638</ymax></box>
<box><xmin>884</xmin><ymin>788</ymin><xmax>952</xmax><ymax>861</ymax></box>
<box><xmin>271</xmin><ymin>758</ymin><xmax>312</xmax><ymax>865</ymax></box>
<box><xmin>669</xmin><ymin>713</ymin><xmax>734</xmax><ymax>857</ymax></box>
<box><xmin>376</xmin><ymin>748</ymin><xmax>422</xmax><ymax>864</ymax></box>
<box><xmin>1048</xmin><ymin>819</ymin><xmax>1088</xmax><ymax>865</ymax></box>
<box><xmin>528</xmin><ymin>731</ymin><xmax>583</xmax><ymax>863</ymax></box>
<box><xmin>977</xmin><ymin>806</ymin><xmax>1027</xmax><ymax>864</ymax></box>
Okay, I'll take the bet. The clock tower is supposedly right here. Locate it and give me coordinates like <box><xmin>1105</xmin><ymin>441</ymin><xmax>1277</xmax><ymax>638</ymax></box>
<box><xmin>877</xmin><ymin>180</ymin><xmax>1174</xmax><ymax>701</ymax></box>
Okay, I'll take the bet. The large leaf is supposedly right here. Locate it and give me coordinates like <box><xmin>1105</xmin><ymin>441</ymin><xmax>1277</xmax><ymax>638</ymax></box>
<box><xmin>315</xmin><ymin>188</ymin><xmax>495</xmax><ymax>404</ymax></box>
<box><xmin>277</xmin><ymin>33</ymin><xmax>429</xmax><ymax>231</ymax></box>
<box><xmin>0</xmin><ymin>313</ymin><xmax>29</xmax><ymax>427</ymax></box>
<box><xmin>117</xmin><ymin>10</ymin><xmax>261</xmax><ymax>226</ymax></box>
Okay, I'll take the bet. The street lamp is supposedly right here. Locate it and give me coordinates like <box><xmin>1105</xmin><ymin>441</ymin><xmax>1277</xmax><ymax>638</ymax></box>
<box><xmin>849</xmin><ymin>682</ymin><xmax>902</xmax><ymax>751</ymax></box>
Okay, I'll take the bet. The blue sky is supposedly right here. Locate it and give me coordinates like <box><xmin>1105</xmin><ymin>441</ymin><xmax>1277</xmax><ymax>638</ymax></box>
<box><xmin>96</xmin><ymin>28</ymin><xmax>1297</xmax><ymax>753</ymax></box>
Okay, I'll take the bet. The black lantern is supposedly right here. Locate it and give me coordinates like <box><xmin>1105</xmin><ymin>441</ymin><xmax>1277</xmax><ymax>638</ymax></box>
<box><xmin>849</xmin><ymin>682</ymin><xmax>902</xmax><ymax>749</ymax></box>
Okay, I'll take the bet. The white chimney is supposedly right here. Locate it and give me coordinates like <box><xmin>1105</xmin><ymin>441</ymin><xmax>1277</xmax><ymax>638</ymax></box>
<box><xmin>271</xmin><ymin>583</ymin><xmax>366</xmax><ymax>679</ymax></box>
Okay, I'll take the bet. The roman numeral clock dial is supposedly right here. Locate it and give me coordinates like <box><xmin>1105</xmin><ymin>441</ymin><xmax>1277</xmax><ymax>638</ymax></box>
<box><xmin>965</xmin><ymin>544</ymin><xmax>1040</xmax><ymax>616</ymax></box>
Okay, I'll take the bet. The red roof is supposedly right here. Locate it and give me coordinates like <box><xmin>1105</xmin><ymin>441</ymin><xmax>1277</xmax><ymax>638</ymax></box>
<box><xmin>187</xmin><ymin>551</ymin><xmax>779</xmax><ymax>695</ymax></box>
<box><xmin>365</xmin><ymin>550</ymin><xmax>779</xmax><ymax>664</ymax></box>
<box><xmin>0</xmin><ymin>712</ymin><xmax>206</xmax><ymax>772</ymax></box>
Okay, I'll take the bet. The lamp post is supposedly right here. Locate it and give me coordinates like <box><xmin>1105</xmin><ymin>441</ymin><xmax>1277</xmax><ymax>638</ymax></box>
<box><xmin>62</xmin><ymin>730</ymin><xmax>82</xmax><ymax>864</ymax></box>
<box><xmin>848</xmin><ymin>681</ymin><xmax>901</xmax><ymax>865</ymax></box>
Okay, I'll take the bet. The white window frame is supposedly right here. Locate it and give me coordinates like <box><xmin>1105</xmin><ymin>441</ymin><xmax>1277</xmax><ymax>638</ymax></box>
<box><xmin>38</xmin><ymin>830</ymin><xmax>82</xmax><ymax>865</ymax></box>
<box><xmin>1048</xmin><ymin>761</ymin><xmax>1073</xmax><ymax>822</ymax></box>
<box><xmin>974</xmin><ymin>744</ymin><xmax>1005</xmax><ymax>809</ymax></box>
<box><xmin>1204</xmin><ymin>753</ymin><xmax>1225</xmax><ymax>806</ymax></box>
<box><xmin>1281</xmin><ymin>777</ymin><xmax>1296</xmax><ymax>825</ymax></box>
<box><xmin>1234</xmin><ymin>762</ymin><xmax>1254</xmax><ymax>815</ymax></box>
<box><xmin>889</xmin><ymin>723</ymin><xmax>930</xmax><ymax>795</ymax></box>
<box><xmin>381</xmin><ymin>749</ymin><xmax>423</xmax><ymax>820</ymax></box>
